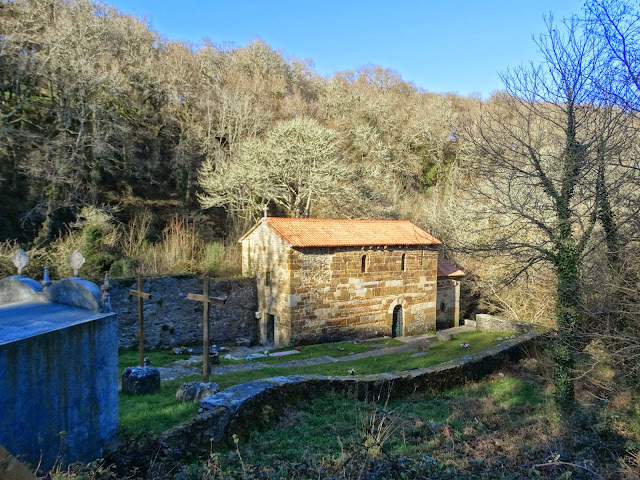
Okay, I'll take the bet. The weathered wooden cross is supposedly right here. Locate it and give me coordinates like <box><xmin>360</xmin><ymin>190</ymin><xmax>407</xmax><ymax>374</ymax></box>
<box><xmin>187</xmin><ymin>275</ymin><xmax>226</xmax><ymax>382</ymax></box>
<box><xmin>129</xmin><ymin>274</ymin><xmax>151</xmax><ymax>367</ymax></box>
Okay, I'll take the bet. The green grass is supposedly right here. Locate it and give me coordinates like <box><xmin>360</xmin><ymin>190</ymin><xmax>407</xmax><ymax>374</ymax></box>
<box><xmin>212</xmin><ymin>331</ymin><xmax>505</xmax><ymax>389</ymax></box>
<box><xmin>118</xmin><ymin>332</ymin><xmax>508</xmax><ymax>434</ymax></box>
<box><xmin>211</xmin><ymin>371</ymin><xmax>556</xmax><ymax>477</ymax></box>
<box><xmin>223</xmin><ymin>337</ymin><xmax>404</xmax><ymax>365</ymax></box>
<box><xmin>118</xmin><ymin>349</ymin><xmax>181</xmax><ymax>373</ymax></box>
<box><xmin>119</xmin><ymin>376</ymin><xmax>201</xmax><ymax>434</ymax></box>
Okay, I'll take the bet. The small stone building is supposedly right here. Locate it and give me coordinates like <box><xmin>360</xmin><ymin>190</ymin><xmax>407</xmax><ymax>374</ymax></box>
<box><xmin>240</xmin><ymin>217</ymin><xmax>464</xmax><ymax>346</ymax></box>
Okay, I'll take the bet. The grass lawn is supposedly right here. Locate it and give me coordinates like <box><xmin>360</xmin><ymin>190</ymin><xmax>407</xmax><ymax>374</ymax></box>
<box><xmin>219</xmin><ymin>373</ymin><xmax>554</xmax><ymax>476</ymax></box>
<box><xmin>118</xmin><ymin>331</ymin><xmax>508</xmax><ymax>434</ymax></box>
<box><xmin>119</xmin><ymin>376</ymin><xmax>200</xmax><ymax>434</ymax></box>
<box><xmin>212</xmin><ymin>331</ymin><xmax>505</xmax><ymax>390</ymax></box>
<box><xmin>118</xmin><ymin>349</ymin><xmax>183</xmax><ymax>372</ymax></box>
<box><xmin>254</xmin><ymin>337</ymin><xmax>405</xmax><ymax>364</ymax></box>
<box><xmin>202</xmin><ymin>359</ymin><xmax>634</xmax><ymax>479</ymax></box>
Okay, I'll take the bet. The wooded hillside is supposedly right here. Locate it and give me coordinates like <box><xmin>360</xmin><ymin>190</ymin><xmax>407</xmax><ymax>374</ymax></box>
<box><xmin>0</xmin><ymin>0</ymin><xmax>469</xmax><ymax>245</ymax></box>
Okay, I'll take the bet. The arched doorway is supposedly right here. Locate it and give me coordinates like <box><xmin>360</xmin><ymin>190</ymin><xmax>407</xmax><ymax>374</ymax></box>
<box><xmin>392</xmin><ymin>305</ymin><xmax>403</xmax><ymax>338</ymax></box>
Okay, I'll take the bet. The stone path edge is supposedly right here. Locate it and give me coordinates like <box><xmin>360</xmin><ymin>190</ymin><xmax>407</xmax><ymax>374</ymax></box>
<box><xmin>153</xmin><ymin>330</ymin><xmax>543</xmax><ymax>459</ymax></box>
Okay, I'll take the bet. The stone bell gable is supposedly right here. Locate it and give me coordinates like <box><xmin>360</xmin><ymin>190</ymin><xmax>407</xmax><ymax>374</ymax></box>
<box><xmin>240</xmin><ymin>217</ymin><xmax>462</xmax><ymax>347</ymax></box>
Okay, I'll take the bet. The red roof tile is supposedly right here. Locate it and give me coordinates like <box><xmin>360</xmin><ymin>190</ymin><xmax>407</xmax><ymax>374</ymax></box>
<box><xmin>437</xmin><ymin>258</ymin><xmax>465</xmax><ymax>277</ymax></box>
<box><xmin>255</xmin><ymin>217</ymin><xmax>442</xmax><ymax>248</ymax></box>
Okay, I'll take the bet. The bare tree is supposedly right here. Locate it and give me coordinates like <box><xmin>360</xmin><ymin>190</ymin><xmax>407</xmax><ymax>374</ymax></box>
<box><xmin>465</xmin><ymin>15</ymin><xmax>632</xmax><ymax>409</ymax></box>
<box><xmin>198</xmin><ymin>117</ymin><xmax>346</xmax><ymax>220</ymax></box>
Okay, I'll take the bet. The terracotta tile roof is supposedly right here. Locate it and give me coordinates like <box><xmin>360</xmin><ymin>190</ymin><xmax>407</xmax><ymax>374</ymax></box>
<box><xmin>437</xmin><ymin>258</ymin><xmax>465</xmax><ymax>277</ymax></box>
<box><xmin>257</xmin><ymin>217</ymin><xmax>441</xmax><ymax>248</ymax></box>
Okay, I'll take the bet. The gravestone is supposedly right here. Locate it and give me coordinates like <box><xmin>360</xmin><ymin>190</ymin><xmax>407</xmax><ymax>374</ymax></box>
<box><xmin>122</xmin><ymin>365</ymin><xmax>161</xmax><ymax>394</ymax></box>
<box><xmin>0</xmin><ymin>252</ymin><xmax>118</xmax><ymax>470</ymax></box>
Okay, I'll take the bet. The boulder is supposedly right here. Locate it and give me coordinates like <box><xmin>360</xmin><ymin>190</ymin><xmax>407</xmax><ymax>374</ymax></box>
<box><xmin>176</xmin><ymin>381</ymin><xmax>220</xmax><ymax>403</ymax></box>
<box><xmin>122</xmin><ymin>366</ymin><xmax>160</xmax><ymax>395</ymax></box>
<box><xmin>436</xmin><ymin>331</ymin><xmax>453</xmax><ymax>342</ymax></box>
<box><xmin>236</xmin><ymin>337</ymin><xmax>251</xmax><ymax>347</ymax></box>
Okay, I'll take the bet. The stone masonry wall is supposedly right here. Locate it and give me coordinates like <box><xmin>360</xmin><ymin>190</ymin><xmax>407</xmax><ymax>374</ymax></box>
<box><xmin>242</xmin><ymin>222</ymin><xmax>439</xmax><ymax>346</ymax></box>
<box><xmin>475</xmin><ymin>313</ymin><xmax>535</xmax><ymax>334</ymax></box>
<box><xmin>287</xmin><ymin>247</ymin><xmax>438</xmax><ymax>344</ymax></box>
<box><xmin>241</xmin><ymin>223</ymin><xmax>292</xmax><ymax>346</ymax></box>
<box><xmin>111</xmin><ymin>275</ymin><xmax>258</xmax><ymax>349</ymax></box>
<box><xmin>436</xmin><ymin>278</ymin><xmax>459</xmax><ymax>330</ymax></box>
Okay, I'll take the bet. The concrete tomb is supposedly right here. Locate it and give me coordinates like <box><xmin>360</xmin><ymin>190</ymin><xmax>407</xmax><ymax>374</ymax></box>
<box><xmin>0</xmin><ymin>252</ymin><xmax>118</xmax><ymax>470</ymax></box>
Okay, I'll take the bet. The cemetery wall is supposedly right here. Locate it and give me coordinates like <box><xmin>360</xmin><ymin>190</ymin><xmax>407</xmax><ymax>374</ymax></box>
<box><xmin>475</xmin><ymin>313</ymin><xmax>536</xmax><ymax>334</ymax></box>
<box><xmin>155</xmin><ymin>330</ymin><xmax>542</xmax><ymax>457</ymax></box>
<box><xmin>110</xmin><ymin>275</ymin><xmax>258</xmax><ymax>349</ymax></box>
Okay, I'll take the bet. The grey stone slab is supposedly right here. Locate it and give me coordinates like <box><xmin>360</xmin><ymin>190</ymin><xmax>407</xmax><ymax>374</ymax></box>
<box><xmin>0</xmin><ymin>301</ymin><xmax>113</xmax><ymax>346</ymax></box>
<box><xmin>0</xmin><ymin>276</ymin><xmax>44</xmax><ymax>304</ymax></box>
<box><xmin>410</xmin><ymin>351</ymin><xmax>429</xmax><ymax>358</ymax></box>
<box><xmin>45</xmin><ymin>277</ymin><xmax>105</xmax><ymax>313</ymax></box>
<box><xmin>268</xmin><ymin>349</ymin><xmax>300</xmax><ymax>357</ymax></box>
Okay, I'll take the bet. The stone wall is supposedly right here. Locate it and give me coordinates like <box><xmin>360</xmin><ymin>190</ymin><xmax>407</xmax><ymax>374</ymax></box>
<box><xmin>242</xmin><ymin>222</ymin><xmax>439</xmax><ymax>346</ymax></box>
<box><xmin>436</xmin><ymin>278</ymin><xmax>460</xmax><ymax>330</ymax></box>
<box><xmin>153</xmin><ymin>330</ymin><xmax>542</xmax><ymax>458</ymax></box>
<box><xmin>241</xmin><ymin>223</ymin><xmax>292</xmax><ymax>346</ymax></box>
<box><xmin>475</xmin><ymin>313</ymin><xmax>535</xmax><ymax>334</ymax></box>
<box><xmin>288</xmin><ymin>246</ymin><xmax>438</xmax><ymax>344</ymax></box>
<box><xmin>111</xmin><ymin>275</ymin><xmax>258</xmax><ymax>349</ymax></box>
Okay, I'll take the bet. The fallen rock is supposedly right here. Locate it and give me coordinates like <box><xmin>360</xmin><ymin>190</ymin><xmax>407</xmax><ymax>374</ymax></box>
<box><xmin>176</xmin><ymin>381</ymin><xmax>220</xmax><ymax>403</ymax></box>
<box><xmin>122</xmin><ymin>366</ymin><xmax>161</xmax><ymax>394</ymax></box>
<box><xmin>436</xmin><ymin>331</ymin><xmax>453</xmax><ymax>342</ymax></box>
<box><xmin>236</xmin><ymin>337</ymin><xmax>251</xmax><ymax>347</ymax></box>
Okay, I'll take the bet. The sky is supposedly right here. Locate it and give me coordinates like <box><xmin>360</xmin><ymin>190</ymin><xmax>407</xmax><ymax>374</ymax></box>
<box><xmin>107</xmin><ymin>0</ymin><xmax>586</xmax><ymax>99</ymax></box>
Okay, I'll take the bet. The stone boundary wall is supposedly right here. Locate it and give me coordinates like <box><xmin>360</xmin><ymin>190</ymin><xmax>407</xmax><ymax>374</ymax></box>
<box><xmin>110</xmin><ymin>275</ymin><xmax>258</xmax><ymax>349</ymax></box>
<box><xmin>475</xmin><ymin>313</ymin><xmax>536</xmax><ymax>334</ymax></box>
<box><xmin>154</xmin><ymin>330</ymin><xmax>542</xmax><ymax>458</ymax></box>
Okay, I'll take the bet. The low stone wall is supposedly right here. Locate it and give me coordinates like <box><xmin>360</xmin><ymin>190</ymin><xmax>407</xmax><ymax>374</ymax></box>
<box><xmin>110</xmin><ymin>275</ymin><xmax>258</xmax><ymax>349</ymax></box>
<box><xmin>155</xmin><ymin>330</ymin><xmax>542</xmax><ymax>458</ymax></box>
<box><xmin>475</xmin><ymin>313</ymin><xmax>535</xmax><ymax>334</ymax></box>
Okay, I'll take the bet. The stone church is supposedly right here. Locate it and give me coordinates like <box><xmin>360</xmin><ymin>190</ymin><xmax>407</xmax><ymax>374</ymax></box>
<box><xmin>240</xmin><ymin>217</ymin><xmax>464</xmax><ymax>347</ymax></box>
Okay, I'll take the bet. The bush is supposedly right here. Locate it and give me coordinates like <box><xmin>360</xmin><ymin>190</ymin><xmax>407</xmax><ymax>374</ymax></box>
<box><xmin>202</xmin><ymin>241</ymin><xmax>242</xmax><ymax>278</ymax></box>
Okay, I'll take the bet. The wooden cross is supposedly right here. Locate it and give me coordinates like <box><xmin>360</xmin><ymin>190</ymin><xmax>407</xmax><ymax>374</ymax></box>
<box><xmin>263</xmin><ymin>203</ymin><xmax>268</xmax><ymax>218</ymax></box>
<box><xmin>129</xmin><ymin>274</ymin><xmax>151</xmax><ymax>367</ymax></box>
<box><xmin>187</xmin><ymin>275</ymin><xmax>226</xmax><ymax>382</ymax></box>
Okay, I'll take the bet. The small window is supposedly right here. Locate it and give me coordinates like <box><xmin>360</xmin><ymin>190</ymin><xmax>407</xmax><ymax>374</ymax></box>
<box><xmin>440</xmin><ymin>301</ymin><xmax>446</xmax><ymax>313</ymax></box>
<box><xmin>361</xmin><ymin>255</ymin><xmax>367</xmax><ymax>273</ymax></box>
<box><xmin>401</xmin><ymin>253</ymin><xmax>406</xmax><ymax>271</ymax></box>
<box><xmin>265</xmin><ymin>271</ymin><xmax>271</xmax><ymax>286</ymax></box>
